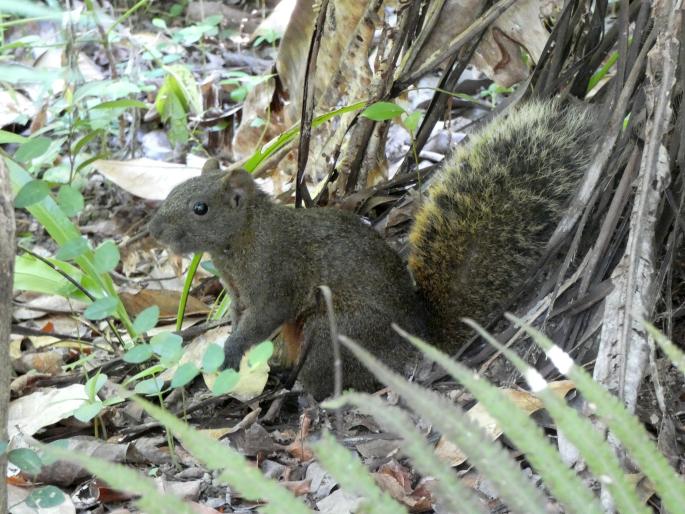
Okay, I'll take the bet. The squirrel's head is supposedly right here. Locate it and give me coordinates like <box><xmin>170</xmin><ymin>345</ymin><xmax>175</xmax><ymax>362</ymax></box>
<box><xmin>149</xmin><ymin>168</ymin><xmax>263</xmax><ymax>255</ymax></box>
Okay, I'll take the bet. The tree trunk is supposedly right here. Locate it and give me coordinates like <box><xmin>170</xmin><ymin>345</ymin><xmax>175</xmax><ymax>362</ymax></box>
<box><xmin>0</xmin><ymin>157</ymin><xmax>15</xmax><ymax>513</ymax></box>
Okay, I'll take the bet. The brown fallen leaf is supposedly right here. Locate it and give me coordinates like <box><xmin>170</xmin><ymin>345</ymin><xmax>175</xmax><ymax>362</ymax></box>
<box><xmin>435</xmin><ymin>380</ymin><xmax>576</xmax><ymax>466</ymax></box>
<box><xmin>120</xmin><ymin>289</ymin><xmax>209</xmax><ymax>319</ymax></box>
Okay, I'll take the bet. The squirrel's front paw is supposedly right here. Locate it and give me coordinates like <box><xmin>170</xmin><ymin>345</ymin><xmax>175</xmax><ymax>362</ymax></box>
<box><xmin>223</xmin><ymin>346</ymin><xmax>244</xmax><ymax>371</ymax></box>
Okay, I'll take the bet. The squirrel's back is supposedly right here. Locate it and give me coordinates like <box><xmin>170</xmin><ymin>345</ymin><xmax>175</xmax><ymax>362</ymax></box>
<box><xmin>409</xmin><ymin>100</ymin><xmax>597</xmax><ymax>347</ymax></box>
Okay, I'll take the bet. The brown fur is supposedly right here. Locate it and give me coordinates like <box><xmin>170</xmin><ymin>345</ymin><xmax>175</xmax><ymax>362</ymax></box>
<box><xmin>148</xmin><ymin>100</ymin><xmax>595</xmax><ymax>399</ymax></box>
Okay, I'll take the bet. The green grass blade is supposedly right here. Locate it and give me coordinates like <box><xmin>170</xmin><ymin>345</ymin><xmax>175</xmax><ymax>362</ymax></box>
<box><xmin>339</xmin><ymin>336</ymin><xmax>549</xmax><ymax>514</ymax></box>
<box><xmin>311</xmin><ymin>431</ymin><xmax>408</xmax><ymax>514</ymax></box>
<box><xmin>325</xmin><ymin>393</ymin><xmax>487</xmax><ymax>514</ymax></box>
<box><xmin>644</xmin><ymin>321</ymin><xmax>685</xmax><ymax>376</ymax></box>
<box><xmin>394</xmin><ymin>327</ymin><xmax>603</xmax><ymax>514</ymax></box>
<box><xmin>504</xmin><ymin>315</ymin><xmax>685</xmax><ymax>514</ymax></box>
<box><xmin>42</xmin><ymin>444</ymin><xmax>195</xmax><ymax>514</ymax></box>
<box><xmin>176</xmin><ymin>253</ymin><xmax>202</xmax><ymax>330</ymax></box>
<box><xmin>466</xmin><ymin>319</ymin><xmax>651</xmax><ymax>514</ymax></box>
<box><xmin>131</xmin><ymin>395</ymin><xmax>312</xmax><ymax>514</ymax></box>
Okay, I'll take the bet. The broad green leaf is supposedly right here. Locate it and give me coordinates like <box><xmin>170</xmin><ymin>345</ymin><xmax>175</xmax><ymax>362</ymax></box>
<box><xmin>57</xmin><ymin>185</ymin><xmax>84</xmax><ymax>216</ymax></box>
<box><xmin>135</xmin><ymin>377</ymin><xmax>165</xmax><ymax>396</ymax></box>
<box><xmin>123</xmin><ymin>344</ymin><xmax>153</xmax><ymax>364</ymax></box>
<box><xmin>93</xmin><ymin>240</ymin><xmax>120</xmax><ymax>273</ymax></box>
<box><xmin>26</xmin><ymin>485</ymin><xmax>65</xmax><ymax>509</ymax></box>
<box><xmin>84</xmin><ymin>296</ymin><xmax>119</xmax><ymax>320</ymax></box>
<box><xmin>73</xmin><ymin>401</ymin><xmax>104</xmax><ymax>422</ymax></box>
<box><xmin>247</xmin><ymin>340</ymin><xmax>273</xmax><ymax>367</ymax></box>
<box><xmin>211</xmin><ymin>369</ymin><xmax>239</xmax><ymax>395</ymax></box>
<box><xmin>55</xmin><ymin>236</ymin><xmax>90</xmax><ymax>261</ymax></box>
<box><xmin>171</xmin><ymin>363</ymin><xmax>200</xmax><ymax>389</ymax></box>
<box><xmin>8</xmin><ymin>448</ymin><xmax>43</xmax><ymax>474</ymax></box>
<box><xmin>14</xmin><ymin>254</ymin><xmax>89</xmax><ymax>300</ymax></box>
<box><xmin>14</xmin><ymin>136</ymin><xmax>52</xmax><ymax>162</ymax></box>
<box><xmin>14</xmin><ymin>179</ymin><xmax>50</xmax><ymax>208</ymax></box>
<box><xmin>92</xmin><ymin>99</ymin><xmax>147</xmax><ymax>110</ymax></box>
<box><xmin>361</xmin><ymin>101</ymin><xmax>405</xmax><ymax>121</ymax></box>
<box><xmin>202</xmin><ymin>343</ymin><xmax>224</xmax><ymax>373</ymax></box>
<box><xmin>133</xmin><ymin>305</ymin><xmax>160</xmax><ymax>334</ymax></box>
<box><xmin>71</xmin><ymin>129</ymin><xmax>104</xmax><ymax>155</ymax></box>
<box><xmin>0</xmin><ymin>129</ymin><xmax>27</xmax><ymax>144</ymax></box>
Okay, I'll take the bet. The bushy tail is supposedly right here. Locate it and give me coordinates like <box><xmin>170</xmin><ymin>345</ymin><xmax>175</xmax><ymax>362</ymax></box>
<box><xmin>408</xmin><ymin>100</ymin><xmax>597</xmax><ymax>348</ymax></box>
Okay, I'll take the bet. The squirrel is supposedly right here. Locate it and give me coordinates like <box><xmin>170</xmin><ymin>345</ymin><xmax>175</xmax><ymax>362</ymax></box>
<box><xmin>149</xmin><ymin>100</ymin><xmax>596</xmax><ymax>400</ymax></box>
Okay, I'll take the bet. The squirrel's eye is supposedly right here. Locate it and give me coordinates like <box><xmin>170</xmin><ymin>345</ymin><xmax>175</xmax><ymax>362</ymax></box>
<box><xmin>193</xmin><ymin>201</ymin><xmax>208</xmax><ymax>216</ymax></box>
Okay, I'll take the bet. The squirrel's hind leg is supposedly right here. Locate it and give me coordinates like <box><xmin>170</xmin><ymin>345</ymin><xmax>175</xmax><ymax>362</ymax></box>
<box><xmin>298</xmin><ymin>312</ymin><xmax>417</xmax><ymax>401</ymax></box>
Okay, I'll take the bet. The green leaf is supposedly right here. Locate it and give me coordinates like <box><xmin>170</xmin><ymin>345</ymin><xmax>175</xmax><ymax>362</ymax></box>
<box><xmin>55</xmin><ymin>236</ymin><xmax>90</xmax><ymax>261</ymax></box>
<box><xmin>57</xmin><ymin>184</ymin><xmax>84</xmax><ymax>216</ymax></box>
<box><xmin>92</xmin><ymin>99</ymin><xmax>148</xmax><ymax>110</ymax></box>
<box><xmin>26</xmin><ymin>485</ymin><xmax>65</xmax><ymax>509</ymax></box>
<box><xmin>71</xmin><ymin>129</ymin><xmax>104</xmax><ymax>155</ymax></box>
<box><xmin>14</xmin><ymin>254</ymin><xmax>88</xmax><ymax>301</ymax></box>
<box><xmin>85</xmin><ymin>373</ymin><xmax>108</xmax><ymax>398</ymax></box>
<box><xmin>133</xmin><ymin>305</ymin><xmax>160</xmax><ymax>334</ymax></box>
<box><xmin>123</xmin><ymin>344</ymin><xmax>153</xmax><ymax>364</ymax></box>
<box><xmin>152</xmin><ymin>17</ymin><xmax>167</xmax><ymax>29</ymax></box>
<box><xmin>0</xmin><ymin>129</ymin><xmax>28</xmax><ymax>144</ymax></box>
<box><xmin>150</xmin><ymin>332</ymin><xmax>183</xmax><ymax>364</ymax></box>
<box><xmin>403</xmin><ymin>111</ymin><xmax>422</xmax><ymax>132</ymax></box>
<box><xmin>73</xmin><ymin>401</ymin><xmax>104</xmax><ymax>422</ymax></box>
<box><xmin>202</xmin><ymin>343</ymin><xmax>224</xmax><ymax>373</ymax></box>
<box><xmin>93</xmin><ymin>240</ymin><xmax>120</xmax><ymax>273</ymax></box>
<box><xmin>200</xmin><ymin>260</ymin><xmax>219</xmax><ymax>276</ymax></box>
<box><xmin>84</xmin><ymin>296</ymin><xmax>119</xmax><ymax>320</ymax></box>
<box><xmin>394</xmin><ymin>328</ymin><xmax>603</xmax><ymax>514</ymax></box>
<box><xmin>361</xmin><ymin>101</ymin><xmax>405</xmax><ymax>121</ymax></box>
<box><xmin>14</xmin><ymin>179</ymin><xmax>50</xmax><ymax>208</ymax></box>
<box><xmin>171</xmin><ymin>363</ymin><xmax>200</xmax><ymax>389</ymax></box>
<box><xmin>247</xmin><ymin>340</ymin><xmax>273</xmax><ymax>367</ymax></box>
<box><xmin>326</xmin><ymin>392</ymin><xmax>486</xmax><ymax>514</ymax></box>
<box><xmin>8</xmin><ymin>448</ymin><xmax>43</xmax><ymax>474</ymax></box>
<box><xmin>211</xmin><ymin>369</ymin><xmax>239</xmax><ymax>395</ymax></box>
<box><xmin>14</xmin><ymin>136</ymin><xmax>52</xmax><ymax>162</ymax></box>
<box><xmin>135</xmin><ymin>377</ymin><xmax>165</xmax><ymax>396</ymax></box>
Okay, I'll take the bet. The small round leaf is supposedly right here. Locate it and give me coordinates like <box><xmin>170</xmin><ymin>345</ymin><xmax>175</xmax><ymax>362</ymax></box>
<box><xmin>134</xmin><ymin>377</ymin><xmax>165</xmax><ymax>396</ymax></box>
<box><xmin>26</xmin><ymin>485</ymin><xmax>65</xmax><ymax>508</ymax></box>
<box><xmin>123</xmin><ymin>344</ymin><xmax>153</xmax><ymax>364</ymax></box>
<box><xmin>57</xmin><ymin>185</ymin><xmax>84</xmax><ymax>216</ymax></box>
<box><xmin>93</xmin><ymin>240</ymin><xmax>120</xmax><ymax>273</ymax></box>
<box><xmin>247</xmin><ymin>340</ymin><xmax>274</xmax><ymax>367</ymax></box>
<box><xmin>133</xmin><ymin>305</ymin><xmax>160</xmax><ymax>334</ymax></box>
<box><xmin>202</xmin><ymin>343</ymin><xmax>224</xmax><ymax>373</ymax></box>
<box><xmin>55</xmin><ymin>236</ymin><xmax>89</xmax><ymax>261</ymax></box>
<box><xmin>171</xmin><ymin>363</ymin><xmax>200</xmax><ymax>388</ymax></box>
<box><xmin>84</xmin><ymin>296</ymin><xmax>118</xmax><ymax>320</ymax></box>
<box><xmin>8</xmin><ymin>448</ymin><xmax>43</xmax><ymax>474</ymax></box>
<box><xmin>73</xmin><ymin>401</ymin><xmax>103</xmax><ymax>422</ymax></box>
<box><xmin>212</xmin><ymin>369</ymin><xmax>240</xmax><ymax>395</ymax></box>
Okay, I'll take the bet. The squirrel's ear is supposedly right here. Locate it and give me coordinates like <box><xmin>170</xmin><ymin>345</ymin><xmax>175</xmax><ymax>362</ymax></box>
<box><xmin>201</xmin><ymin>158</ymin><xmax>221</xmax><ymax>175</ymax></box>
<box><xmin>222</xmin><ymin>168</ymin><xmax>255</xmax><ymax>207</ymax></box>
